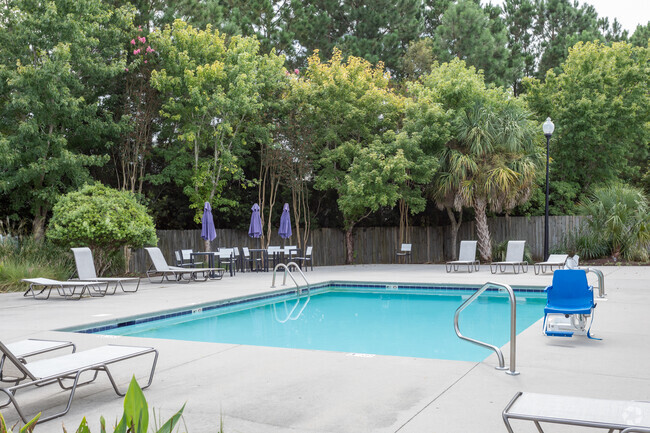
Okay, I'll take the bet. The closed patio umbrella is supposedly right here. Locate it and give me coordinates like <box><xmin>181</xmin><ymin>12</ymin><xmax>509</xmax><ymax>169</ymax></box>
<box><xmin>201</xmin><ymin>202</ymin><xmax>216</xmax><ymax>251</ymax></box>
<box><xmin>278</xmin><ymin>203</ymin><xmax>292</xmax><ymax>240</ymax></box>
<box><xmin>248</xmin><ymin>203</ymin><xmax>262</xmax><ymax>238</ymax></box>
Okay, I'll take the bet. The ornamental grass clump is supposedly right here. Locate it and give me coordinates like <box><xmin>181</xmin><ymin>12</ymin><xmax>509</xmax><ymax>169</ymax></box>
<box><xmin>0</xmin><ymin>236</ymin><xmax>74</xmax><ymax>293</ymax></box>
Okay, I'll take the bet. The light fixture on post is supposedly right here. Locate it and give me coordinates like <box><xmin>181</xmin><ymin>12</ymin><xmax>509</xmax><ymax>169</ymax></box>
<box><xmin>542</xmin><ymin>117</ymin><xmax>555</xmax><ymax>261</ymax></box>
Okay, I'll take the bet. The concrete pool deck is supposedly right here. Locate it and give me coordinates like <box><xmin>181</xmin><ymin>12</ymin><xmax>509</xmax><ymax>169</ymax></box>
<box><xmin>1</xmin><ymin>264</ymin><xmax>649</xmax><ymax>432</ymax></box>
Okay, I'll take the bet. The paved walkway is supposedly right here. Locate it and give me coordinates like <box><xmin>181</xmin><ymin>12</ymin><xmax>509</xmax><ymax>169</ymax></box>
<box><xmin>1</xmin><ymin>264</ymin><xmax>649</xmax><ymax>432</ymax></box>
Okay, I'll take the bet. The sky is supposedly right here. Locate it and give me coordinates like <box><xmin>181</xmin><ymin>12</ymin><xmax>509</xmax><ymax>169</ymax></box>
<box><xmin>490</xmin><ymin>0</ymin><xmax>650</xmax><ymax>33</ymax></box>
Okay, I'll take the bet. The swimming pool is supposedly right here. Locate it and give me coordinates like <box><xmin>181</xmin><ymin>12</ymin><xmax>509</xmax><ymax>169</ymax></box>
<box><xmin>74</xmin><ymin>283</ymin><xmax>546</xmax><ymax>362</ymax></box>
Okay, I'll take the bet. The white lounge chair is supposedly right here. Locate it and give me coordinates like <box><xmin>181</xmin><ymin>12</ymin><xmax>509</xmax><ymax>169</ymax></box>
<box><xmin>490</xmin><ymin>241</ymin><xmax>529</xmax><ymax>274</ymax></box>
<box><xmin>71</xmin><ymin>247</ymin><xmax>140</xmax><ymax>294</ymax></box>
<box><xmin>0</xmin><ymin>341</ymin><xmax>158</xmax><ymax>424</ymax></box>
<box><xmin>21</xmin><ymin>278</ymin><xmax>109</xmax><ymax>300</ymax></box>
<box><xmin>503</xmin><ymin>392</ymin><xmax>650</xmax><ymax>432</ymax></box>
<box><xmin>396</xmin><ymin>244</ymin><xmax>412</xmax><ymax>264</ymax></box>
<box><xmin>534</xmin><ymin>253</ymin><xmax>569</xmax><ymax>274</ymax></box>
<box><xmin>446</xmin><ymin>241</ymin><xmax>480</xmax><ymax>272</ymax></box>
<box><xmin>1</xmin><ymin>339</ymin><xmax>76</xmax><ymax>384</ymax></box>
<box><xmin>145</xmin><ymin>247</ymin><xmax>224</xmax><ymax>283</ymax></box>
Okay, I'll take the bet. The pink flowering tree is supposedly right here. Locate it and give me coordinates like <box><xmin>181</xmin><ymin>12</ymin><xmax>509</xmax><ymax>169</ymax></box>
<box><xmin>116</xmin><ymin>26</ymin><xmax>159</xmax><ymax>197</ymax></box>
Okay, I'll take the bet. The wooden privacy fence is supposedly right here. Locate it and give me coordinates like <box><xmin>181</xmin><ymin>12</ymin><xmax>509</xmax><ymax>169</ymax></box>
<box><xmin>129</xmin><ymin>215</ymin><xmax>585</xmax><ymax>273</ymax></box>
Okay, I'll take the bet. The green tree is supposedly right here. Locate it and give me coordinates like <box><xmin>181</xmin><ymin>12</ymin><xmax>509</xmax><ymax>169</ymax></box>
<box><xmin>454</xmin><ymin>100</ymin><xmax>542</xmax><ymax>261</ymax></box>
<box><xmin>524</xmin><ymin>41</ymin><xmax>650</xmax><ymax>196</ymax></box>
<box><xmin>290</xmin><ymin>0</ymin><xmax>423</xmax><ymax>73</ymax></box>
<box><xmin>149</xmin><ymin>20</ymin><xmax>286</xmax><ymax>229</ymax></box>
<box><xmin>422</xmin><ymin>0</ymin><xmax>453</xmax><ymax>36</ymax></box>
<box><xmin>407</xmin><ymin>58</ymin><xmax>484</xmax><ymax>258</ymax></box>
<box><xmin>533</xmin><ymin>0</ymin><xmax>601</xmax><ymax>77</ymax></box>
<box><xmin>47</xmin><ymin>184</ymin><xmax>158</xmax><ymax>274</ymax></box>
<box><xmin>503</xmin><ymin>0</ymin><xmax>537</xmax><ymax>95</ymax></box>
<box><xmin>629</xmin><ymin>22</ymin><xmax>650</xmax><ymax>47</ymax></box>
<box><xmin>433</xmin><ymin>0</ymin><xmax>509</xmax><ymax>87</ymax></box>
<box><xmin>400</xmin><ymin>38</ymin><xmax>436</xmax><ymax>80</ymax></box>
<box><xmin>411</xmin><ymin>59</ymin><xmax>543</xmax><ymax>260</ymax></box>
<box><xmin>0</xmin><ymin>0</ymin><xmax>134</xmax><ymax>239</ymax></box>
<box><xmin>293</xmin><ymin>51</ymin><xmax>435</xmax><ymax>263</ymax></box>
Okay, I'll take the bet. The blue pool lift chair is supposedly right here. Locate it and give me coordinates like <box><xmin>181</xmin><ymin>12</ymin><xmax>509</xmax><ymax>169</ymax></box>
<box><xmin>543</xmin><ymin>269</ymin><xmax>599</xmax><ymax>339</ymax></box>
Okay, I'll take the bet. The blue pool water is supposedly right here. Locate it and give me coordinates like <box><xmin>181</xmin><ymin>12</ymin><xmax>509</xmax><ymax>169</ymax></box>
<box><xmin>90</xmin><ymin>286</ymin><xmax>546</xmax><ymax>362</ymax></box>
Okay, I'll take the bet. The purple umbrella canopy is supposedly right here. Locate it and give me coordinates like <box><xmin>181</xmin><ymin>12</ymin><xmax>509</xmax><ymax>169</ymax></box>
<box><xmin>248</xmin><ymin>203</ymin><xmax>262</xmax><ymax>238</ymax></box>
<box><xmin>201</xmin><ymin>202</ymin><xmax>217</xmax><ymax>242</ymax></box>
<box><xmin>278</xmin><ymin>203</ymin><xmax>292</xmax><ymax>239</ymax></box>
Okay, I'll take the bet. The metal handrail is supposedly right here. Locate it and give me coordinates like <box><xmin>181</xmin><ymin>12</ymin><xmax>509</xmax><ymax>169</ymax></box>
<box><xmin>273</xmin><ymin>296</ymin><xmax>311</xmax><ymax>323</ymax></box>
<box><xmin>586</xmin><ymin>268</ymin><xmax>606</xmax><ymax>299</ymax></box>
<box><xmin>454</xmin><ymin>282</ymin><xmax>519</xmax><ymax>375</ymax></box>
<box><xmin>270</xmin><ymin>262</ymin><xmax>311</xmax><ymax>323</ymax></box>
<box><xmin>271</xmin><ymin>262</ymin><xmax>310</xmax><ymax>295</ymax></box>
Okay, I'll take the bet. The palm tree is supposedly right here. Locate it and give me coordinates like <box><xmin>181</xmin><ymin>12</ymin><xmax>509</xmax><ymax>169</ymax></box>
<box><xmin>447</xmin><ymin>101</ymin><xmax>542</xmax><ymax>261</ymax></box>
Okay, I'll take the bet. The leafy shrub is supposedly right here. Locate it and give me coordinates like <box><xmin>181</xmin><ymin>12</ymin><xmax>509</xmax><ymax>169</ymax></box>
<box><xmin>47</xmin><ymin>184</ymin><xmax>158</xmax><ymax>275</ymax></box>
<box><xmin>579</xmin><ymin>184</ymin><xmax>650</xmax><ymax>261</ymax></box>
<box><xmin>556</xmin><ymin>184</ymin><xmax>650</xmax><ymax>261</ymax></box>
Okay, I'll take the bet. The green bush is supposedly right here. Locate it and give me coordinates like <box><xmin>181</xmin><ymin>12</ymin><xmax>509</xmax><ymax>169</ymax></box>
<box><xmin>47</xmin><ymin>184</ymin><xmax>158</xmax><ymax>275</ymax></box>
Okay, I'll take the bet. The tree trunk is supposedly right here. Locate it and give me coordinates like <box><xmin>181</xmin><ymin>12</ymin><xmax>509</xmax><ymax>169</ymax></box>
<box><xmin>446</xmin><ymin>207</ymin><xmax>463</xmax><ymax>260</ymax></box>
<box><xmin>123</xmin><ymin>246</ymin><xmax>132</xmax><ymax>274</ymax></box>
<box><xmin>474</xmin><ymin>198</ymin><xmax>492</xmax><ymax>262</ymax></box>
<box><xmin>32</xmin><ymin>208</ymin><xmax>47</xmax><ymax>241</ymax></box>
<box><xmin>204</xmin><ymin>239</ymin><xmax>211</xmax><ymax>253</ymax></box>
<box><xmin>345</xmin><ymin>226</ymin><xmax>355</xmax><ymax>264</ymax></box>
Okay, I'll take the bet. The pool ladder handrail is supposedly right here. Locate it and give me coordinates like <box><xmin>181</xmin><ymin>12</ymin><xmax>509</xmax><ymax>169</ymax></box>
<box><xmin>271</xmin><ymin>262</ymin><xmax>310</xmax><ymax>294</ymax></box>
<box><xmin>271</xmin><ymin>262</ymin><xmax>311</xmax><ymax>323</ymax></box>
<box><xmin>454</xmin><ymin>282</ymin><xmax>519</xmax><ymax>376</ymax></box>
<box><xmin>586</xmin><ymin>268</ymin><xmax>606</xmax><ymax>299</ymax></box>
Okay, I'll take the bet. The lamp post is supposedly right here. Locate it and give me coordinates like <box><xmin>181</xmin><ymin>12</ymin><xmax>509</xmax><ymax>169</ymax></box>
<box><xmin>542</xmin><ymin>117</ymin><xmax>555</xmax><ymax>261</ymax></box>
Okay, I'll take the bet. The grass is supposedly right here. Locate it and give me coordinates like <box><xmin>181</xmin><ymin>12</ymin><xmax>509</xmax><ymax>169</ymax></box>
<box><xmin>0</xmin><ymin>237</ymin><xmax>75</xmax><ymax>292</ymax></box>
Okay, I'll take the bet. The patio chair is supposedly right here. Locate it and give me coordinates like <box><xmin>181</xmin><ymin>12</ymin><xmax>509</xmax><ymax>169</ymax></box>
<box><xmin>215</xmin><ymin>248</ymin><xmax>236</xmax><ymax>276</ymax></box>
<box><xmin>293</xmin><ymin>246</ymin><xmax>313</xmax><ymax>271</ymax></box>
<box><xmin>71</xmin><ymin>247</ymin><xmax>140</xmax><ymax>294</ymax></box>
<box><xmin>489</xmin><ymin>241</ymin><xmax>529</xmax><ymax>274</ymax></box>
<box><xmin>241</xmin><ymin>247</ymin><xmax>262</xmax><ymax>272</ymax></box>
<box><xmin>533</xmin><ymin>253</ymin><xmax>569</xmax><ymax>274</ymax></box>
<box><xmin>0</xmin><ymin>341</ymin><xmax>157</xmax><ymax>424</ymax></box>
<box><xmin>542</xmin><ymin>269</ymin><xmax>598</xmax><ymax>339</ymax></box>
<box><xmin>268</xmin><ymin>246</ymin><xmax>282</xmax><ymax>269</ymax></box>
<box><xmin>145</xmin><ymin>247</ymin><xmax>224</xmax><ymax>283</ymax></box>
<box><xmin>446</xmin><ymin>241</ymin><xmax>480</xmax><ymax>273</ymax></box>
<box><xmin>284</xmin><ymin>245</ymin><xmax>299</xmax><ymax>263</ymax></box>
<box><xmin>181</xmin><ymin>249</ymin><xmax>203</xmax><ymax>267</ymax></box>
<box><xmin>174</xmin><ymin>251</ymin><xmax>194</xmax><ymax>268</ymax></box>
<box><xmin>503</xmin><ymin>392</ymin><xmax>650</xmax><ymax>432</ymax></box>
<box><xmin>1</xmin><ymin>339</ymin><xmax>76</xmax><ymax>384</ymax></box>
<box><xmin>396</xmin><ymin>244</ymin><xmax>412</xmax><ymax>264</ymax></box>
<box><xmin>21</xmin><ymin>278</ymin><xmax>109</xmax><ymax>300</ymax></box>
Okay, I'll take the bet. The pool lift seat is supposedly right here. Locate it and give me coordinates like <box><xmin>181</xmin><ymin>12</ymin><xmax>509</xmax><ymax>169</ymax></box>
<box><xmin>542</xmin><ymin>269</ymin><xmax>599</xmax><ymax>339</ymax></box>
